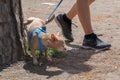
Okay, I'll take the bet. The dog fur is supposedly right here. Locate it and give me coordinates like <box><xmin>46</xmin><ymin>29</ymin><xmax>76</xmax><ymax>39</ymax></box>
<box><xmin>24</xmin><ymin>17</ymin><xmax>66</xmax><ymax>65</ymax></box>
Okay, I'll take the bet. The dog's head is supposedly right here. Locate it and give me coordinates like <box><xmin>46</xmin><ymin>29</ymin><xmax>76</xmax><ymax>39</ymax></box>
<box><xmin>46</xmin><ymin>33</ymin><xmax>66</xmax><ymax>52</ymax></box>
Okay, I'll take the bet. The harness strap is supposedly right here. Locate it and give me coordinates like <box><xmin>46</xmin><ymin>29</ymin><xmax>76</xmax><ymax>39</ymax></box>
<box><xmin>29</xmin><ymin>26</ymin><xmax>47</xmax><ymax>51</ymax></box>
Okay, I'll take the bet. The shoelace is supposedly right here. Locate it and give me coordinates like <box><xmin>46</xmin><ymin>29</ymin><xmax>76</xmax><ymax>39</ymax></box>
<box><xmin>72</xmin><ymin>22</ymin><xmax>78</xmax><ymax>28</ymax></box>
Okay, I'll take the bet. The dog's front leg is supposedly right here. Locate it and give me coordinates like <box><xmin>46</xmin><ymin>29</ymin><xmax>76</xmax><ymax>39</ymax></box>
<box><xmin>45</xmin><ymin>49</ymin><xmax>52</xmax><ymax>62</ymax></box>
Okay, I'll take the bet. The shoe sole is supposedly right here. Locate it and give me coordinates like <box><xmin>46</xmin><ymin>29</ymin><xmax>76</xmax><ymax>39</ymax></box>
<box><xmin>81</xmin><ymin>45</ymin><xmax>111</xmax><ymax>51</ymax></box>
<box><xmin>55</xmin><ymin>17</ymin><xmax>73</xmax><ymax>42</ymax></box>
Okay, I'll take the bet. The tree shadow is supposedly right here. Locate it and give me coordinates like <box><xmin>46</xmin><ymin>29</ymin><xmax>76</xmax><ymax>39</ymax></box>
<box><xmin>23</xmin><ymin>42</ymin><xmax>110</xmax><ymax>79</ymax></box>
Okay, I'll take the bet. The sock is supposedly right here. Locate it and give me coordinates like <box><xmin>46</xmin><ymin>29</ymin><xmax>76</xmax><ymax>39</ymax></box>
<box><xmin>63</xmin><ymin>13</ymin><xmax>71</xmax><ymax>23</ymax></box>
<box><xmin>85</xmin><ymin>33</ymin><xmax>97</xmax><ymax>39</ymax></box>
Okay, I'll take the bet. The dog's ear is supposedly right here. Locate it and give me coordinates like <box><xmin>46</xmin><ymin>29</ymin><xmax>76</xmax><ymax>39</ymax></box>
<box><xmin>24</xmin><ymin>17</ymin><xmax>35</xmax><ymax>26</ymax></box>
<box><xmin>51</xmin><ymin>34</ymin><xmax>58</xmax><ymax>41</ymax></box>
<box><xmin>57</xmin><ymin>32</ymin><xmax>65</xmax><ymax>41</ymax></box>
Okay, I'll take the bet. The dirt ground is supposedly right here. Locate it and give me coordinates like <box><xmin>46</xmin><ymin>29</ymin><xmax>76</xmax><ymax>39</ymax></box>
<box><xmin>0</xmin><ymin>0</ymin><xmax>120</xmax><ymax>80</ymax></box>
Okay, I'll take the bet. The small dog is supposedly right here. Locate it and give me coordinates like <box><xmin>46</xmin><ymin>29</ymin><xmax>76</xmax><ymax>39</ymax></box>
<box><xmin>24</xmin><ymin>17</ymin><xmax>66</xmax><ymax>65</ymax></box>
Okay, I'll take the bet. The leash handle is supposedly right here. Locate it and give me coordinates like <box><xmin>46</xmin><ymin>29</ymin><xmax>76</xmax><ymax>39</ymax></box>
<box><xmin>46</xmin><ymin>0</ymin><xmax>63</xmax><ymax>23</ymax></box>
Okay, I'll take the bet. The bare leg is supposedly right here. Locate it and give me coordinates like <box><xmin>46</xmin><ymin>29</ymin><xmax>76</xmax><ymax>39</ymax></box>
<box><xmin>66</xmin><ymin>3</ymin><xmax>77</xmax><ymax>20</ymax></box>
<box><xmin>77</xmin><ymin>0</ymin><xmax>93</xmax><ymax>34</ymax></box>
<box><xmin>66</xmin><ymin>0</ymin><xmax>95</xmax><ymax>20</ymax></box>
<box><xmin>66</xmin><ymin>0</ymin><xmax>95</xmax><ymax>35</ymax></box>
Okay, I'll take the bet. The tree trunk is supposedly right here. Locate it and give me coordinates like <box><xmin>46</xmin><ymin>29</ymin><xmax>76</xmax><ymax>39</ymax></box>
<box><xmin>0</xmin><ymin>0</ymin><xmax>24</xmax><ymax>66</ymax></box>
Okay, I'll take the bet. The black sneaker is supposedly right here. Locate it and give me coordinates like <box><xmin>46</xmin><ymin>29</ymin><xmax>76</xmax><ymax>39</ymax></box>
<box><xmin>55</xmin><ymin>14</ymin><xmax>74</xmax><ymax>42</ymax></box>
<box><xmin>82</xmin><ymin>35</ymin><xmax>111</xmax><ymax>49</ymax></box>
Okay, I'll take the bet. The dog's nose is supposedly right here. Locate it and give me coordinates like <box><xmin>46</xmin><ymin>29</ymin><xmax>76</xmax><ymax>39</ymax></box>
<box><xmin>63</xmin><ymin>47</ymin><xmax>67</xmax><ymax>51</ymax></box>
<box><xmin>64</xmin><ymin>48</ymin><xmax>67</xmax><ymax>51</ymax></box>
<box><xmin>58</xmin><ymin>47</ymin><xmax>67</xmax><ymax>52</ymax></box>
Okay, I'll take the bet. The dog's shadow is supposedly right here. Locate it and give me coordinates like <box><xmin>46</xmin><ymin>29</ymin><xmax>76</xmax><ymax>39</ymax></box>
<box><xmin>23</xmin><ymin>61</ymin><xmax>64</xmax><ymax>79</ymax></box>
<box><xmin>23</xmin><ymin>42</ymin><xmax>109</xmax><ymax>78</ymax></box>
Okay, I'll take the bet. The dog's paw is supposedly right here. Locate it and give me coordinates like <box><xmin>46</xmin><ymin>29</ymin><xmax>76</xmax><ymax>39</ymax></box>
<box><xmin>33</xmin><ymin>58</ymin><xmax>38</xmax><ymax>65</ymax></box>
<box><xmin>47</xmin><ymin>56</ymin><xmax>52</xmax><ymax>62</ymax></box>
<box><xmin>39</xmin><ymin>62</ymin><xmax>43</xmax><ymax>66</ymax></box>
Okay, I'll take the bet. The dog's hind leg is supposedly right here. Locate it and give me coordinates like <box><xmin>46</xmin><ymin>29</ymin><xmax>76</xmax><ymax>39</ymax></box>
<box><xmin>31</xmin><ymin>49</ymin><xmax>38</xmax><ymax>65</ymax></box>
<box><xmin>31</xmin><ymin>35</ymin><xmax>39</xmax><ymax>65</ymax></box>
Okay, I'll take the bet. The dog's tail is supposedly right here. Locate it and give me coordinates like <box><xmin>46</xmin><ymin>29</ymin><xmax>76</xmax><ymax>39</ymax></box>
<box><xmin>44</xmin><ymin>14</ymin><xmax>55</xmax><ymax>25</ymax></box>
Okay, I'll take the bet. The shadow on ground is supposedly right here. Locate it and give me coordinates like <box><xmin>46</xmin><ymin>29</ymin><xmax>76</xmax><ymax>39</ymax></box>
<box><xmin>23</xmin><ymin>42</ymin><xmax>109</xmax><ymax>78</ymax></box>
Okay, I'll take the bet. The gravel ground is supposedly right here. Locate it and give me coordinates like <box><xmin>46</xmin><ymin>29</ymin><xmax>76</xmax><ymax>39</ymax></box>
<box><xmin>0</xmin><ymin>0</ymin><xmax>120</xmax><ymax>80</ymax></box>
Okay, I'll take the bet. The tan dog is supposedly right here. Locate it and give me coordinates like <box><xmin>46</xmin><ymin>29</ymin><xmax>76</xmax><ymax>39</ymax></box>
<box><xmin>24</xmin><ymin>17</ymin><xmax>66</xmax><ymax>65</ymax></box>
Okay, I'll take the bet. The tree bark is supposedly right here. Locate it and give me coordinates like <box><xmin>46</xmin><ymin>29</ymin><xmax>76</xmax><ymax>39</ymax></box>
<box><xmin>0</xmin><ymin>0</ymin><xmax>24</xmax><ymax>65</ymax></box>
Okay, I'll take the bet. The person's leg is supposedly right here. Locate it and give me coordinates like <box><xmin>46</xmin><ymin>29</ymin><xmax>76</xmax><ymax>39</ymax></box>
<box><xmin>66</xmin><ymin>0</ymin><xmax>95</xmax><ymax>20</ymax></box>
<box><xmin>75</xmin><ymin>0</ymin><xmax>111</xmax><ymax>49</ymax></box>
<box><xmin>55</xmin><ymin>0</ymin><xmax>95</xmax><ymax>42</ymax></box>
<box><xmin>56</xmin><ymin>0</ymin><xmax>111</xmax><ymax>49</ymax></box>
<box><xmin>62</xmin><ymin>0</ymin><xmax>94</xmax><ymax>35</ymax></box>
<box><xmin>76</xmin><ymin>0</ymin><xmax>93</xmax><ymax>35</ymax></box>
